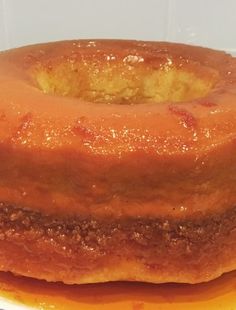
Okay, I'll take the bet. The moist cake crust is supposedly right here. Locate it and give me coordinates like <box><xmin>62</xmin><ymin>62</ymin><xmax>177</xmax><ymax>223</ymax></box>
<box><xmin>0</xmin><ymin>203</ymin><xmax>236</xmax><ymax>284</ymax></box>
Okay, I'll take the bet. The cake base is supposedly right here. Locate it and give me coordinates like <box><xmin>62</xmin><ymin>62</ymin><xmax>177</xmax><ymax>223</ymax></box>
<box><xmin>0</xmin><ymin>202</ymin><xmax>236</xmax><ymax>284</ymax></box>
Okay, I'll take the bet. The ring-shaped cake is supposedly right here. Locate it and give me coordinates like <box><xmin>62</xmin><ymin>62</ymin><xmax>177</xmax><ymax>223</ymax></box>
<box><xmin>0</xmin><ymin>40</ymin><xmax>236</xmax><ymax>284</ymax></box>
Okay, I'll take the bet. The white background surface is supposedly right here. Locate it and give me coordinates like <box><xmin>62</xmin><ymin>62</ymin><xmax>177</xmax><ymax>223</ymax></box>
<box><xmin>0</xmin><ymin>1</ymin><xmax>235</xmax><ymax>309</ymax></box>
<box><xmin>0</xmin><ymin>0</ymin><xmax>236</xmax><ymax>54</ymax></box>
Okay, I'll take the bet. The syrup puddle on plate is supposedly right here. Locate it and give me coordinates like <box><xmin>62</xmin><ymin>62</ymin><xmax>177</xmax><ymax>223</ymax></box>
<box><xmin>0</xmin><ymin>271</ymin><xmax>236</xmax><ymax>310</ymax></box>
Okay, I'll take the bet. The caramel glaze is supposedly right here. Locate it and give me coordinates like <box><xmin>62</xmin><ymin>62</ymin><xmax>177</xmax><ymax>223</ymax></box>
<box><xmin>1</xmin><ymin>271</ymin><xmax>236</xmax><ymax>310</ymax></box>
<box><xmin>0</xmin><ymin>40</ymin><xmax>235</xmax><ymax>220</ymax></box>
<box><xmin>1</xmin><ymin>41</ymin><xmax>236</xmax><ymax>285</ymax></box>
<box><xmin>1</xmin><ymin>203</ymin><xmax>236</xmax><ymax>284</ymax></box>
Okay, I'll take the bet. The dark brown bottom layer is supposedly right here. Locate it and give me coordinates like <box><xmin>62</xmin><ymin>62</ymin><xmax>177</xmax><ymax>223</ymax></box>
<box><xmin>0</xmin><ymin>202</ymin><xmax>236</xmax><ymax>284</ymax></box>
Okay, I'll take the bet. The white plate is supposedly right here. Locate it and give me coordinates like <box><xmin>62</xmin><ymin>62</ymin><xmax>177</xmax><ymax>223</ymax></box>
<box><xmin>0</xmin><ymin>297</ymin><xmax>35</xmax><ymax>310</ymax></box>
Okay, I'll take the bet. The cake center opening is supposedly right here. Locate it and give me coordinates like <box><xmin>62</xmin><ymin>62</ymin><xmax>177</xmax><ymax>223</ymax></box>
<box><xmin>34</xmin><ymin>58</ymin><xmax>218</xmax><ymax>104</ymax></box>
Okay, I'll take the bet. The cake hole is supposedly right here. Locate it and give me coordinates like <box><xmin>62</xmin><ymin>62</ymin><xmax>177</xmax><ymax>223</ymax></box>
<box><xmin>34</xmin><ymin>58</ymin><xmax>219</xmax><ymax>104</ymax></box>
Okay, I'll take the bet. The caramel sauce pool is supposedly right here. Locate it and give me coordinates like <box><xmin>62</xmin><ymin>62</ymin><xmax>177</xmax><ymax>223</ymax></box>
<box><xmin>0</xmin><ymin>272</ymin><xmax>236</xmax><ymax>309</ymax></box>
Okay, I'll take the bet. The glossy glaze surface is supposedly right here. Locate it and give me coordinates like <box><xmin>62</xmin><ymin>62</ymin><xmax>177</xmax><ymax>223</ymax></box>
<box><xmin>1</xmin><ymin>271</ymin><xmax>236</xmax><ymax>310</ymax></box>
<box><xmin>0</xmin><ymin>40</ymin><xmax>236</xmax><ymax>219</ymax></box>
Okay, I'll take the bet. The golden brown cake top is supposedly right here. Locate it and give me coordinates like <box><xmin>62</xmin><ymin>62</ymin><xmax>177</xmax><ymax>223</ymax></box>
<box><xmin>0</xmin><ymin>40</ymin><xmax>235</xmax><ymax>155</ymax></box>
